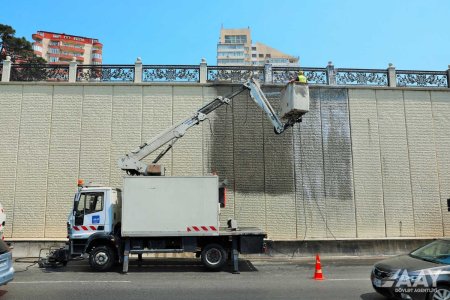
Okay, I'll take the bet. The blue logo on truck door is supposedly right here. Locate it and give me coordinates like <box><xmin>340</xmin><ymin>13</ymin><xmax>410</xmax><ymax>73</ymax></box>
<box><xmin>92</xmin><ymin>215</ymin><xmax>100</xmax><ymax>224</ymax></box>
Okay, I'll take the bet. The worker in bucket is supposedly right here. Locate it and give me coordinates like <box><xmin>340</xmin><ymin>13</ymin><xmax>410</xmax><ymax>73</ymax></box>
<box><xmin>290</xmin><ymin>71</ymin><xmax>307</xmax><ymax>83</ymax></box>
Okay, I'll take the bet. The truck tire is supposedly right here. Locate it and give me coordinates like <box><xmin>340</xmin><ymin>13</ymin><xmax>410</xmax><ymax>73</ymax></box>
<box><xmin>201</xmin><ymin>244</ymin><xmax>227</xmax><ymax>271</ymax></box>
<box><xmin>89</xmin><ymin>245</ymin><xmax>115</xmax><ymax>272</ymax></box>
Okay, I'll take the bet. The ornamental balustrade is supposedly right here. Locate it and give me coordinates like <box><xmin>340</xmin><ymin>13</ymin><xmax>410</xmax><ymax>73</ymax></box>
<box><xmin>1</xmin><ymin>57</ymin><xmax>449</xmax><ymax>88</ymax></box>
<box><xmin>76</xmin><ymin>65</ymin><xmax>135</xmax><ymax>82</ymax></box>
<box><xmin>142</xmin><ymin>65</ymin><xmax>199</xmax><ymax>82</ymax></box>
<box><xmin>10</xmin><ymin>63</ymin><xmax>69</xmax><ymax>82</ymax></box>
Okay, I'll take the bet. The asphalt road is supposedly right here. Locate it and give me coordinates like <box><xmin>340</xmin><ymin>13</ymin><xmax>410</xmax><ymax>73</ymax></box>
<box><xmin>0</xmin><ymin>257</ymin><xmax>387</xmax><ymax>300</ymax></box>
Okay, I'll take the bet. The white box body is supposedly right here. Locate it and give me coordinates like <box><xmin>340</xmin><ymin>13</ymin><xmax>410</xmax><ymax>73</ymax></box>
<box><xmin>280</xmin><ymin>83</ymin><xmax>310</xmax><ymax>120</ymax></box>
<box><xmin>121</xmin><ymin>176</ymin><xmax>219</xmax><ymax>237</ymax></box>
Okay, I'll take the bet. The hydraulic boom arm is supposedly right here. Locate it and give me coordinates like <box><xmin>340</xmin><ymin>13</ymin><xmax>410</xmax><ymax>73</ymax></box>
<box><xmin>117</xmin><ymin>78</ymin><xmax>304</xmax><ymax>175</ymax></box>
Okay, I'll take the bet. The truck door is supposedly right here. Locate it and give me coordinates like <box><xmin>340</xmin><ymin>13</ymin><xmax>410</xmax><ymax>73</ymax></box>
<box><xmin>74</xmin><ymin>191</ymin><xmax>106</xmax><ymax>235</ymax></box>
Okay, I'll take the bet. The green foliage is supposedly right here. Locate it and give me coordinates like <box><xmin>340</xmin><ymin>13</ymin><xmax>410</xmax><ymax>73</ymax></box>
<box><xmin>0</xmin><ymin>23</ymin><xmax>46</xmax><ymax>63</ymax></box>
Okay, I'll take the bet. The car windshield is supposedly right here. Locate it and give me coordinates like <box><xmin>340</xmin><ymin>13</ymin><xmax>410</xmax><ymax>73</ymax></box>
<box><xmin>410</xmin><ymin>240</ymin><xmax>450</xmax><ymax>264</ymax></box>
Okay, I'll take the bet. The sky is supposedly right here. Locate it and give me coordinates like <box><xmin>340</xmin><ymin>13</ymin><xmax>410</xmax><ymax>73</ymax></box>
<box><xmin>1</xmin><ymin>0</ymin><xmax>449</xmax><ymax>70</ymax></box>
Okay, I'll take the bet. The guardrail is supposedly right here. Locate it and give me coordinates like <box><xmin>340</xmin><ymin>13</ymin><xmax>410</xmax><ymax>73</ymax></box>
<box><xmin>1</xmin><ymin>56</ymin><xmax>449</xmax><ymax>88</ymax></box>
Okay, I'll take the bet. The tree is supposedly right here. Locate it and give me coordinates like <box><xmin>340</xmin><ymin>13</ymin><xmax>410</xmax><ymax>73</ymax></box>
<box><xmin>0</xmin><ymin>24</ymin><xmax>45</xmax><ymax>63</ymax></box>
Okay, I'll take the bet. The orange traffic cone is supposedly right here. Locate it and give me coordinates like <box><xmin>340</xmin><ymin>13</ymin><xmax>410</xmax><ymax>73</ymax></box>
<box><xmin>314</xmin><ymin>254</ymin><xmax>324</xmax><ymax>280</ymax></box>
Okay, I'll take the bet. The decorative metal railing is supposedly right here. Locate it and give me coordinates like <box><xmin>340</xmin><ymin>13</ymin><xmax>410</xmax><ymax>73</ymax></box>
<box><xmin>396</xmin><ymin>70</ymin><xmax>448</xmax><ymax>87</ymax></box>
<box><xmin>336</xmin><ymin>69</ymin><xmax>388</xmax><ymax>86</ymax></box>
<box><xmin>10</xmin><ymin>64</ymin><xmax>69</xmax><ymax>82</ymax></box>
<box><xmin>142</xmin><ymin>65</ymin><xmax>199</xmax><ymax>82</ymax></box>
<box><xmin>76</xmin><ymin>65</ymin><xmax>134</xmax><ymax>82</ymax></box>
<box><xmin>1</xmin><ymin>59</ymin><xmax>449</xmax><ymax>88</ymax></box>
<box><xmin>207</xmin><ymin>66</ymin><xmax>264</xmax><ymax>83</ymax></box>
<box><xmin>273</xmin><ymin>67</ymin><xmax>328</xmax><ymax>84</ymax></box>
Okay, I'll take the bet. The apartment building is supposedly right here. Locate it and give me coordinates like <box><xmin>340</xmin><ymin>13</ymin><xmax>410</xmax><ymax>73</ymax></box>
<box><xmin>217</xmin><ymin>27</ymin><xmax>298</xmax><ymax>66</ymax></box>
<box><xmin>32</xmin><ymin>31</ymin><xmax>102</xmax><ymax>64</ymax></box>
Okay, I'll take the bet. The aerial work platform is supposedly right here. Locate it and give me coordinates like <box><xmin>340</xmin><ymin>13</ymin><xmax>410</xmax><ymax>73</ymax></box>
<box><xmin>279</xmin><ymin>82</ymin><xmax>310</xmax><ymax>121</ymax></box>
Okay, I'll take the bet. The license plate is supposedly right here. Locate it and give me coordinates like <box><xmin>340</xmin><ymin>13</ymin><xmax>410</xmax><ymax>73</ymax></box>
<box><xmin>373</xmin><ymin>278</ymin><xmax>382</xmax><ymax>287</ymax></box>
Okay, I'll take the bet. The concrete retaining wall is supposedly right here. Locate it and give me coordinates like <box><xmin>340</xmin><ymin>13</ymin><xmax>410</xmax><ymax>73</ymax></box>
<box><xmin>0</xmin><ymin>82</ymin><xmax>449</xmax><ymax>241</ymax></box>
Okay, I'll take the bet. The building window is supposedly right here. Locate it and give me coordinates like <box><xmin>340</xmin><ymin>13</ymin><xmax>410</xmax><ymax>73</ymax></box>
<box><xmin>252</xmin><ymin>47</ymin><xmax>256</xmax><ymax>51</ymax></box>
<box><xmin>32</xmin><ymin>45</ymin><xmax>42</xmax><ymax>52</ymax></box>
<box><xmin>217</xmin><ymin>51</ymin><xmax>244</xmax><ymax>57</ymax></box>
<box><xmin>266</xmin><ymin>54</ymin><xmax>271</xmax><ymax>58</ymax></box>
<box><xmin>252</xmin><ymin>54</ymin><xmax>256</xmax><ymax>58</ymax></box>
<box><xmin>62</xmin><ymin>51</ymin><xmax>82</xmax><ymax>57</ymax></box>
<box><xmin>49</xmin><ymin>57</ymin><xmax>59</xmax><ymax>62</ymax></box>
<box><xmin>259</xmin><ymin>54</ymin><xmax>264</xmax><ymax>58</ymax></box>
<box><xmin>224</xmin><ymin>35</ymin><xmax>247</xmax><ymax>44</ymax></box>
<box><xmin>63</xmin><ymin>43</ymin><xmax>83</xmax><ymax>49</ymax></box>
<box><xmin>53</xmin><ymin>34</ymin><xmax>60</xmax><ymax>38</ymax></box>
<box><xmin>217</xmin><ymin>44</ymin><xmax>244</xmax><ymax>50</ymax></box>
<box><xmin>270</xmin><ymin>58</ymin><xmax>290</xmax><ymax>64</ymax></box>
<box><xmin>49</xmin><ymin>48</ymin><xmax>59</xmax><ymax>54</ymax></box>
<box><xmin>92</xmin><ymin>53</ymin><xmax>102</xmax><ymax>59</ymax></box>
<box><xmin>217</xmin><ymin>59</ymin><xmax>245</xmax><ymax>64</ymax></box>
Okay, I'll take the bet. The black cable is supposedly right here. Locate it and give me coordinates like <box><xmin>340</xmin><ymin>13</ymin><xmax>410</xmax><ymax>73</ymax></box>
<box><xmin>14</xmin><ymin>257</ymin><xmax>39</xmax><ymax>273</ymax></box>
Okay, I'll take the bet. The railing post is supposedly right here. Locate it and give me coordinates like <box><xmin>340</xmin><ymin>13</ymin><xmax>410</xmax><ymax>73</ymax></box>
<box><xmin>69</xmin><ymin>57</ymin><xmax>77</xmax><ymax>83</ymax></box>
<box><xmin>447</xmin><ymin>65</ymin><xmax>450</xmax><ymax>88</ymax></box>
<box><xmin>264</xmin><ymin>61</ymin><xmax>273</xmax><ymax>84</ymax></box>
<box><xmin>199</xmin><ymin>58</ymin><xmax>207</xmax><ymax>83</ymax></box>
<box><xmin>1</xmin><ymin>56</ymin><xmax>11</xmax><ymax>82</ymax></box>
<box><xmin>326</xmin><ymin>61</ymin><xmax>336</xmax><ymax>85</ymax></box>
<box><xmin>388</xmin><ymin>63</ymin><xmax>397</xmax><ymax>87</ymax></box>
<box><xmin>134</xmin><ymin>57</ymin><xmax>142</xmax><ymax>83</ymax></box>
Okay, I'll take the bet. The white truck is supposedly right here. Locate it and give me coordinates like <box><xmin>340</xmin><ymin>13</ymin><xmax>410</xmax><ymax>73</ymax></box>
<box><xmin>46</xmin><ymin>79</ymin><xmax>309</xmax><ymax>273</ymax></box>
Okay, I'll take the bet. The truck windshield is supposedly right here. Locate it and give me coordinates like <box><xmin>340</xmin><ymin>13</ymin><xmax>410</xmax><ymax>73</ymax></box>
<box><xmin>75</xmin><ymin>192</ymin><xmax>104</xmax><ymax>216</ymax></box>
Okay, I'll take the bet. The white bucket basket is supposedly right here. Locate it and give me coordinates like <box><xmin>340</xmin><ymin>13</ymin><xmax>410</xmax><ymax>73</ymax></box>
<box><xmin>279</xmin><ymin>83</ymin><xmax>310</xmax><ymax>121</ymax></box>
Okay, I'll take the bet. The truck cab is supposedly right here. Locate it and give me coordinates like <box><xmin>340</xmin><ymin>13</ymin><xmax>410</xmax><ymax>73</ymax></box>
<box><xmin>67</xmin><ymin>184</ymin><xmax>121</xmax><ymax>255</ymax></box>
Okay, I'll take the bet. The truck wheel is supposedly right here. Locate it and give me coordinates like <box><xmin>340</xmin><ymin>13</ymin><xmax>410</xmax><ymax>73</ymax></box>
<box><xmin>201</xmin><ymin>244</ymin><xmax>227</xmax><ymax>271</ymax></box>
<box><xmin>89</xmin><ymin>245</ymin><xmax>115</xmax><ymax>272</ymax></box>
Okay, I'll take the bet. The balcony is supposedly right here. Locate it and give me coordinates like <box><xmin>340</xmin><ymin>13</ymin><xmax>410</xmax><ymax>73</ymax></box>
<box><xmin>58</xmin><ymin>54</ymin><xmax>73</xmax><ymax>60</ymax></box>
<box><xmin>58</xmin><ymin>55</ymin><xmax>84</xmax><ymax>63</ymax></box>
<box><xmin>32</xmin><ymin>33</ymin><xmax>43</xmax><ymax>40</ymax></box>
<box><xmin>62</xmin><ymin>39</ymin><xmax>85</xmax><ymax>46</ymax></box>
<box><xmin>92</xmin><ymin>48</ymin><xmax>102</xmax><ymax>54</ymax></box>
<box><xmin>60</xmin><ymin>45</ymin><xmax>84</xmax><ymax>54</ymax></box>
<box><xmin>92</xmin><ymin>57</ymin><xmax>102</xmax><ymax>63</ymax></box>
